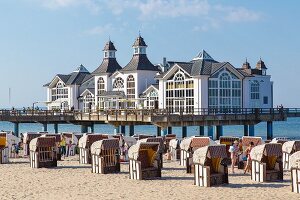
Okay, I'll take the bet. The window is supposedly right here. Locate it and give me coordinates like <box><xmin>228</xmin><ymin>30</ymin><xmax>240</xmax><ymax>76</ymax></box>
<box><xmin>250</xmin><ymin>81</ymin><xmax>260</xmax><ymax>100</ymax></box>
<box><xmin>83</xmin><ymin>93</ymin><xmax>95</xmax><ymax>112</ymax></box>
<box><xmin>113</xmin><ymin>77</ymin><xmax>124</xmax><ymax>89</ymax></box>
<box><xmin>134</xmin><ymin>48</ymin><xmax>138</xmax><ymax>54</ymax></box>
<box><xmin>264</xmin><ymin>96</ymin><xmax>268</xmax><ymax>104</ymax></box>
<box><xmin>51</xmin><ymin>81</ymin><xmax>68</xmax><ymax>101</ymax></box>
<box><xmin>127</xmin><ymin>75</ymin><xmax>135</xmax><ymax>108</ymax></box>
<box><xmin>165</xmin><ymin>71</ymin><xmax>194</xmax><ymax>113</ymax></box>
<box><xmin>97</xmin><ymin>77</ymin><xmax>105</xmax><ymax>109</ymax></box>
<box><xmin>208</xmin><ymin>70</ymin><xmax>242</xmax><ymax>112</ymax></box>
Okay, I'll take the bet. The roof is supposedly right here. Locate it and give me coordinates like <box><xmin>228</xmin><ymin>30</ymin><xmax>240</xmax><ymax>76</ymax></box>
<box><xmin>242</xmin><ymin>60</ymin><xmax>251</xmax><ymax>69</ymax></box>
<box><xmin>92</xmin><ymin>58</ymin><xmax>122</xmax><ymax>74</ymax></box>
<box><xmin>103</xmin><ymin>40</ymin><xmax>117</xmax><ymax>51</ymax></box>
<box><xmin>121</xmin><ymin>54</ymin><xmax>160</xmax><ymax>72</ymax></box>
<box><xmin>256</xmin><ymin>59</ymin><xmax>267</xmax><ymax>69</ymax></box>
<box><xmin>192</xmin><ymin>50</ymin><xmax>215</xmax><ymax>61</ymax></box>
<box><xmin>132</xmin><ymin>36</ymin><xmax>147</xmax><ymax>47</ymax></box>
<box><xmin>44</xmin><ymin>65</ymin><xmax>91</xmax><ymax>87</ymax></box>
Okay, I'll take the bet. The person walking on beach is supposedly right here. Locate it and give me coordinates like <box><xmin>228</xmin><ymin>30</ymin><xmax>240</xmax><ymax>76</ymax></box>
<box><xmin>244</xmin><ymin>142</ymin><xmax>254</xmax><ymax>174</ymax></box>
<box><xmin>229</xmin><ymin>140</ymin><xmax>239</xmax><ymax>173</ymax></box>
<box><xmin>60</xmin><ymin>136</ymin><xmax>66</xmax><ymax>159</ymax></box>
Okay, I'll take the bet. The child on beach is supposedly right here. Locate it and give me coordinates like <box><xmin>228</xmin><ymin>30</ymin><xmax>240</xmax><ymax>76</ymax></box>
<box><xmin>229</xmin><ymin>140</ymin><xmax>239</xmax><ymax>173</ymax></box>
<box><xmin>60</xmin><ymin>136</ymin><xmax>66</xmax><ymax>159</ymax></box>
<box><xmin>244</xmin><ymin>142</ymin><xmax>254</xmax><ymax>174</ymax></box>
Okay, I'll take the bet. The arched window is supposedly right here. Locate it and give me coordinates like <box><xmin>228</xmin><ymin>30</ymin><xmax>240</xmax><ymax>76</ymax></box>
<box><xmin>83</xmin><ymin>93</ymin><xmax>95</xmax><ymax>112</ymax></box>
<box><xmin>208</xmin><ymin>70</ymin><xmax>241</xmax><ymax>111</ymax></box>
<box><xmin>113</xmin><ymin>77</ymin><xmax>124</xmax><ymax>89</ymax></box>
<box><xmin>127</xmin><ymin>75</ymin><xmax>135</xmax><ymax>108</ymax></box>
<box><xmin>51</xmin><ymin>81</ymin><xmax>68</xmax><ymax>101</ymax></box>
<box><xmin>145</xmin><ymin>90</ymin><xmax>158</xmax><ymax>109</ymax></box>
<box><xmin>250</xmin><ymin>81</ymin><xmax>260</xmax><ymax>100</ymax></box>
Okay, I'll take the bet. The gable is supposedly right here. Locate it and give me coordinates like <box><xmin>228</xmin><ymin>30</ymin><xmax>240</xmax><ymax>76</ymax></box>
<box><xmin>210</xmin><ymin>62</ymin><xmax>244</xmax><ymax>80</ymax></box>
<box><xmin>161</xmin><ymin>64</ymin><xmax>192</xmax><ymax>80</ymax></box>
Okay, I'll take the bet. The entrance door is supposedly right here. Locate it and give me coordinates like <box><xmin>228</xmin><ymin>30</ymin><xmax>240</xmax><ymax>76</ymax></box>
<box><xmin>174</xmin><ymin>100</ymin><xmax>184</xmax><ymax>113</ymax></box>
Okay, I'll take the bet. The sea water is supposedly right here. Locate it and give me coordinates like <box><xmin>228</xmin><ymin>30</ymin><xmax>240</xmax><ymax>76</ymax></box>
<box><xmin>1</xmin><ymin>118</ymin><xmax>300</xmax><ymax>140</ymax></box>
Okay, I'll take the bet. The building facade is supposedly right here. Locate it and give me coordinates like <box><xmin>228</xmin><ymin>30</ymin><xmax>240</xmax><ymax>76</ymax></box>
<box><xmin>44</xmin><ymin>37</ymin><xmax>273</xmax><ymax>113</ymax></box>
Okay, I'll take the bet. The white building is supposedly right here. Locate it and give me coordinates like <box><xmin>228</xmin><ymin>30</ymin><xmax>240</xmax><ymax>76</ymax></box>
<box><xmin>45</xmin><ymin>37</ymin><xmax>273</xmax><ymax>113</ymax></box>
<box><xmin>153</xmin><ymin>50</ymin><xmax>272</xmax><ymax>113</ymax></box>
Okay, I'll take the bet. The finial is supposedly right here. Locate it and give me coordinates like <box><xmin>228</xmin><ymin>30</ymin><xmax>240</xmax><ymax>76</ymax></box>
<box><xmin>139</xmin><ymin>30</ymin><xmax>141</xmax><ymax>37</ymax></box>
<box><xmin>108</xmin><ymin>35</ymin><xmax>111</xmax><ymax>41</ymax></box>
<box><xmin>246</xmin><ymin>57</ymin><xmax>247</xmax><ymax>63</ymax></box>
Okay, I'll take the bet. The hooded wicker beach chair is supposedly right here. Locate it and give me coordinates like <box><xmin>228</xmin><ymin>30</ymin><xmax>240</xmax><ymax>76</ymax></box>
<box><xmin>250</xmin><ymin>143</ymin><xmax>283</xmax><ymax>182</ymax></box>
<box><xmin>78</xmin><ymin>134</ymin><xmax>109</xmax><ymax>164</ymax></box>
<box><xmin>169</xmin><ymin>138</ymin><xmax>180</xmax><ymax>161</ymax></box>
<box><xmin>61</xmin><ymin>132</ymin><xmax>79</xmax><ymax>156</ymax></box>
<box><xmin>41</xmin><ymin>134</ymin><xmax>62</xmax><ymax>160</ymax></box>
<box><xmin>133</xmin><ymin>134</ymin><xmax>155</xmax><ymax>140</ymax></box>
<box><xmin>128</xmin><ymin>142</ymin><xmax>161</xmax><ymax>180</ymax></box>
<box><xmin>0</xmin><ymin>134</ymin><xmax>9</xmax><ymax>164</ymax></box>
<box><xmin>290</xmin><ymin>151</ymin><xmax>300</xmax><ymax>193</ymax></box>
<box><xmin>193</xmin><ymin>145</ymin><xmax>229</xmax><ymax>187</ymax></box>
<box><xmin>0</xmin><ymin>132</ymin><xmax>20</xmax><ymax>158</ymax></box>
<box><xmin>91</xmin><ymin>139</ymin><xmax>120</xmax><ymax>174</ymax></box>
<box><xmin>180</xmin><ymin>136</ymin><xmax>216</xmax><ymax>173</ymax></box>
<box><xmin>29</xmin><ymin>136</ymin><xmax>57</xmax><ymax>168</ymax></box>
<box><xmin>23</xmin><ymin>132</ymin><xmax>42</xmax><ymax>156</ymax></box>
<box><xmin>138</xmin><ymin>137</ymin><xmax>165</xmax><ymax>168</ymax></box>
<box><xmin>282</xmin><ymin>141</ymin><xmax>300</xmax><ymax>170</ymax></box>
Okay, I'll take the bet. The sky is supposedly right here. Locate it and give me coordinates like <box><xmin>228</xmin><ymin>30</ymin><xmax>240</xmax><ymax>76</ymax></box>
<box><xmin>0</xmin><ymin>0</ymin><xmax>299</xmax><ymax>108</ymax></box>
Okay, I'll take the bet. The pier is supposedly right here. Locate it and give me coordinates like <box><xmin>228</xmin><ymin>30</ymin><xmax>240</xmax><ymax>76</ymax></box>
<box><xmin>1</xmin><ymin>108</ymin><xmax>300</xmax><ymax>140</ymax></box>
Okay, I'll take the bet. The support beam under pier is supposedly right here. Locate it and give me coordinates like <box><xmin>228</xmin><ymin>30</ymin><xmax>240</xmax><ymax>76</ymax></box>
<box><xmin>244</xmin><ymin>125</ymin><xmax>249</xmax><ymax>136</ymax></box>
<box><xmin>267</xmin><ymin>121</ymin><xmax>273</xmax><ymax>140</ymax></box>
<box><xmin>249</xmin><ymin>125</ymin><xmax>255</xmax><ymax>136</ymax></box>
<box><xmin>182</xmin><ymin>126</ymin><xmax>187</xmax><ymax>138</ymax></box>
<box><xmin>157</xmin><ymin>127</ymin><xmax>161</xmax><ymax>136</ymax></box>
<box><xmin>120</xmin><ymin>125</ymin><xmax>126</xmax><ymax>135</ymax></box>
<box><xmin>90</xmin><ymin>123</ymin><xmax>95</xmax><ymax>133</ymax></box>
<box><xmin>43</xmin><ymin>123</ymin><xmax>48</xmax><ymax>132</ymax></box>
<box><xmin>14</xmin><ymin>123</ymin><xmax>19</xmax><ymax>137</ymax></box>
<box><xmin>54</xmin><ymin>124</ymin><xmax>58</xmax><ymax>133</ymax></box>
<box><xmin>207</xmin><ymin>126</ymin><xmax>214</xmax><ymax>139</ymax></box>
<box><xmin>167</xmin><ymin>127</ymin><xmax>172</xmax><ymax>135</ymax></box>
<box><xmin>81</xmin><ymin>125</ymin><xmax>88</xmax><ymax>133</ymax></box>
<box><xmin>129</xmin><ymin>125</ymin><xmax>134</xmax><ymax>136</ymax></box>
<box><xmin>199</xmin><ymin>126</ymin><xmax>204</xmax><ymax>136</ymax></box>
<box><xmin>216</xmin><ymin>125</ymin><xmax>223</xmax><ymax>140</ymax></box>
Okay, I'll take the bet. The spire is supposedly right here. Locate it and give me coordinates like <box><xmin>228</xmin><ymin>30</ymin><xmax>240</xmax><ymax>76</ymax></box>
<box><xmin>192</xmin><ymin>50</ymin><xmax>214</xmax><ymax>61</ymax></box>
<box><xmin>256</xmin><ymin>58</ymin><xmax>267</xmax><ymax>70</ymax></box>
<box><xmin>132</xmin><ymin>35</ymin><xmax>147</xmax><ymax>55</ymax></box>
<box><xmin>242</xmin><ymin>58</ymin><xmax>251</xmax><ymax>69</ymax></box>
<box><xmin>103</xmin><ymin>40</ymin><xmax>117</xmax><ymax>58</ymax></box>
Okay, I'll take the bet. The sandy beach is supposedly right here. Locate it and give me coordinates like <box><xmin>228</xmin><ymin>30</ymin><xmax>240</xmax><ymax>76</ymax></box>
<box><xmin>0</xmin><ymin>156</ymin><xmax>298</xmax><ymax>200</ymax></box>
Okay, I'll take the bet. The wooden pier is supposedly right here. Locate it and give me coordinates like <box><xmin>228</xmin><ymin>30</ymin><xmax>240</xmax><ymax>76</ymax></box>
<box><xmin>1</xmin><ymin>108</ymin><xmax>300</xmax><ymax>139</ymax></box>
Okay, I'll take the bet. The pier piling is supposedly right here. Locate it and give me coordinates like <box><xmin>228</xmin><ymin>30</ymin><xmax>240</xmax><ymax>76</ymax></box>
<box><xmin>43</xmin><ymin>123</ymin><xmax>48</xmax><ymax>132</ymax></box>
<box><xmin>14</xmin><ymin>123</ymin><xmax>19</xmax><ymax>137</ymax></box>
<box><xmin>129</xmin><ymin>125</ymin><xmax>134</xmax><ymax>136</ymax></box>
<box><xmin>199</xmin><ymin>126</ymin><xmax>204</xmax><ymax>136</ymax></box>
<box><xmin>244</xmin><ymin>125</ymin><xmax>249</xmax><ymax>136</ymax></box>
<box><xmin>249</xmin><ymin>125</ymin><xmax>255</xmax><ymax>136</ymax></box>
<box><xmin>216</xmin><ymin>125</ymin><xmax>223</xmax><ymax>140</ymax></box>
<box><xmin>157</xmin><ymin>126</ymin><xmax>161</xmax><ymax>136</ymax></box>
<box><xmin>207</xmin><ymin>126</ymin><xmax>214</xmax><ymax>139</ymax></box>
<box><xmin>54</xmin><ymin>124</ymin><xmax>58</xmax><ymax>133</ymax></box>
<box><xmin>267</xmin><ymin>121</ymin><xmax>273</xmax><ymax>140</ymax></box>
<box><xmin>120</xmin><ymin>125</ymin><xmax>126</xmax><ymax>135</ymax></box>
<box><xmin>167</xmin><ymin>127</ymin><xmax>172</xmax><ymax>135</ymax></box>
<box><xmin>81</xmin><ymin>125</ymin><xmax>88</xmax><ymax>133</ymax></box>
<box><xmin>90</xmin><ymin>123</ymin><xmax>95</xmax><ymax>133</ymax></box>
<box><xmin>182</xmin><ymin>126</ymin><xmax>187</xmax><ymax>138</ymax></box>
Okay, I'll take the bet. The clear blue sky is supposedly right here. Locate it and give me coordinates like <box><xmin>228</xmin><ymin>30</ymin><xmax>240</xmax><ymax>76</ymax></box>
<box><xmin>0</xmin><ymin>0</ymin><xmax>299</xmax><ymax>108</ymax></box>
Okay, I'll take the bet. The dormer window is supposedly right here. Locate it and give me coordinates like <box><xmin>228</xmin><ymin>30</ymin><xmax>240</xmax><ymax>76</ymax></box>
<box><xmin>109</xmin><ymin>52</ymin><xmax>113</xmax><ymax>57</ymax></box>
<box><xmin>104</xmin><ymin>51</ymin><xmax>108</xmax><ymax>58</ymax></box>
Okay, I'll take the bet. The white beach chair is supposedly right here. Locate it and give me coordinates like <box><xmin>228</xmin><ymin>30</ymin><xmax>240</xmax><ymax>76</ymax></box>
<box><xmin>250</xmin><ymin>143</ymin><xmax>283</xmax><ymax>182</ymax></box>
<box><xmin>193</xmin><ymin>145</ymin><xmax>229</xmax><ymax>187</ymax></box>
<box><xmin>290</xmin><ymin>151</ymin><xmax>300</xmax><ymax>193</ymax></box>
<box><xmin>282</xmin><ymin>141</ymin><xmax>300</xmax><ymax>170</ymax></box>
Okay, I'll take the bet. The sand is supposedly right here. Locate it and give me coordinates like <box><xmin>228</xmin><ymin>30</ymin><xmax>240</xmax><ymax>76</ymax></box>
<box><xmin>0</xmin><ymin>156</ymin><xmax>299</xmax><ymax>200</ymax></box>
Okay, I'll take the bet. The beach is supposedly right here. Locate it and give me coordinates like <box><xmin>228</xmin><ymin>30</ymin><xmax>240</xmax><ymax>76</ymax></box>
<box><xmin>0</xmin><ymin>156</ymin><xmax>298</xmax><ymax>200</ymax></box>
